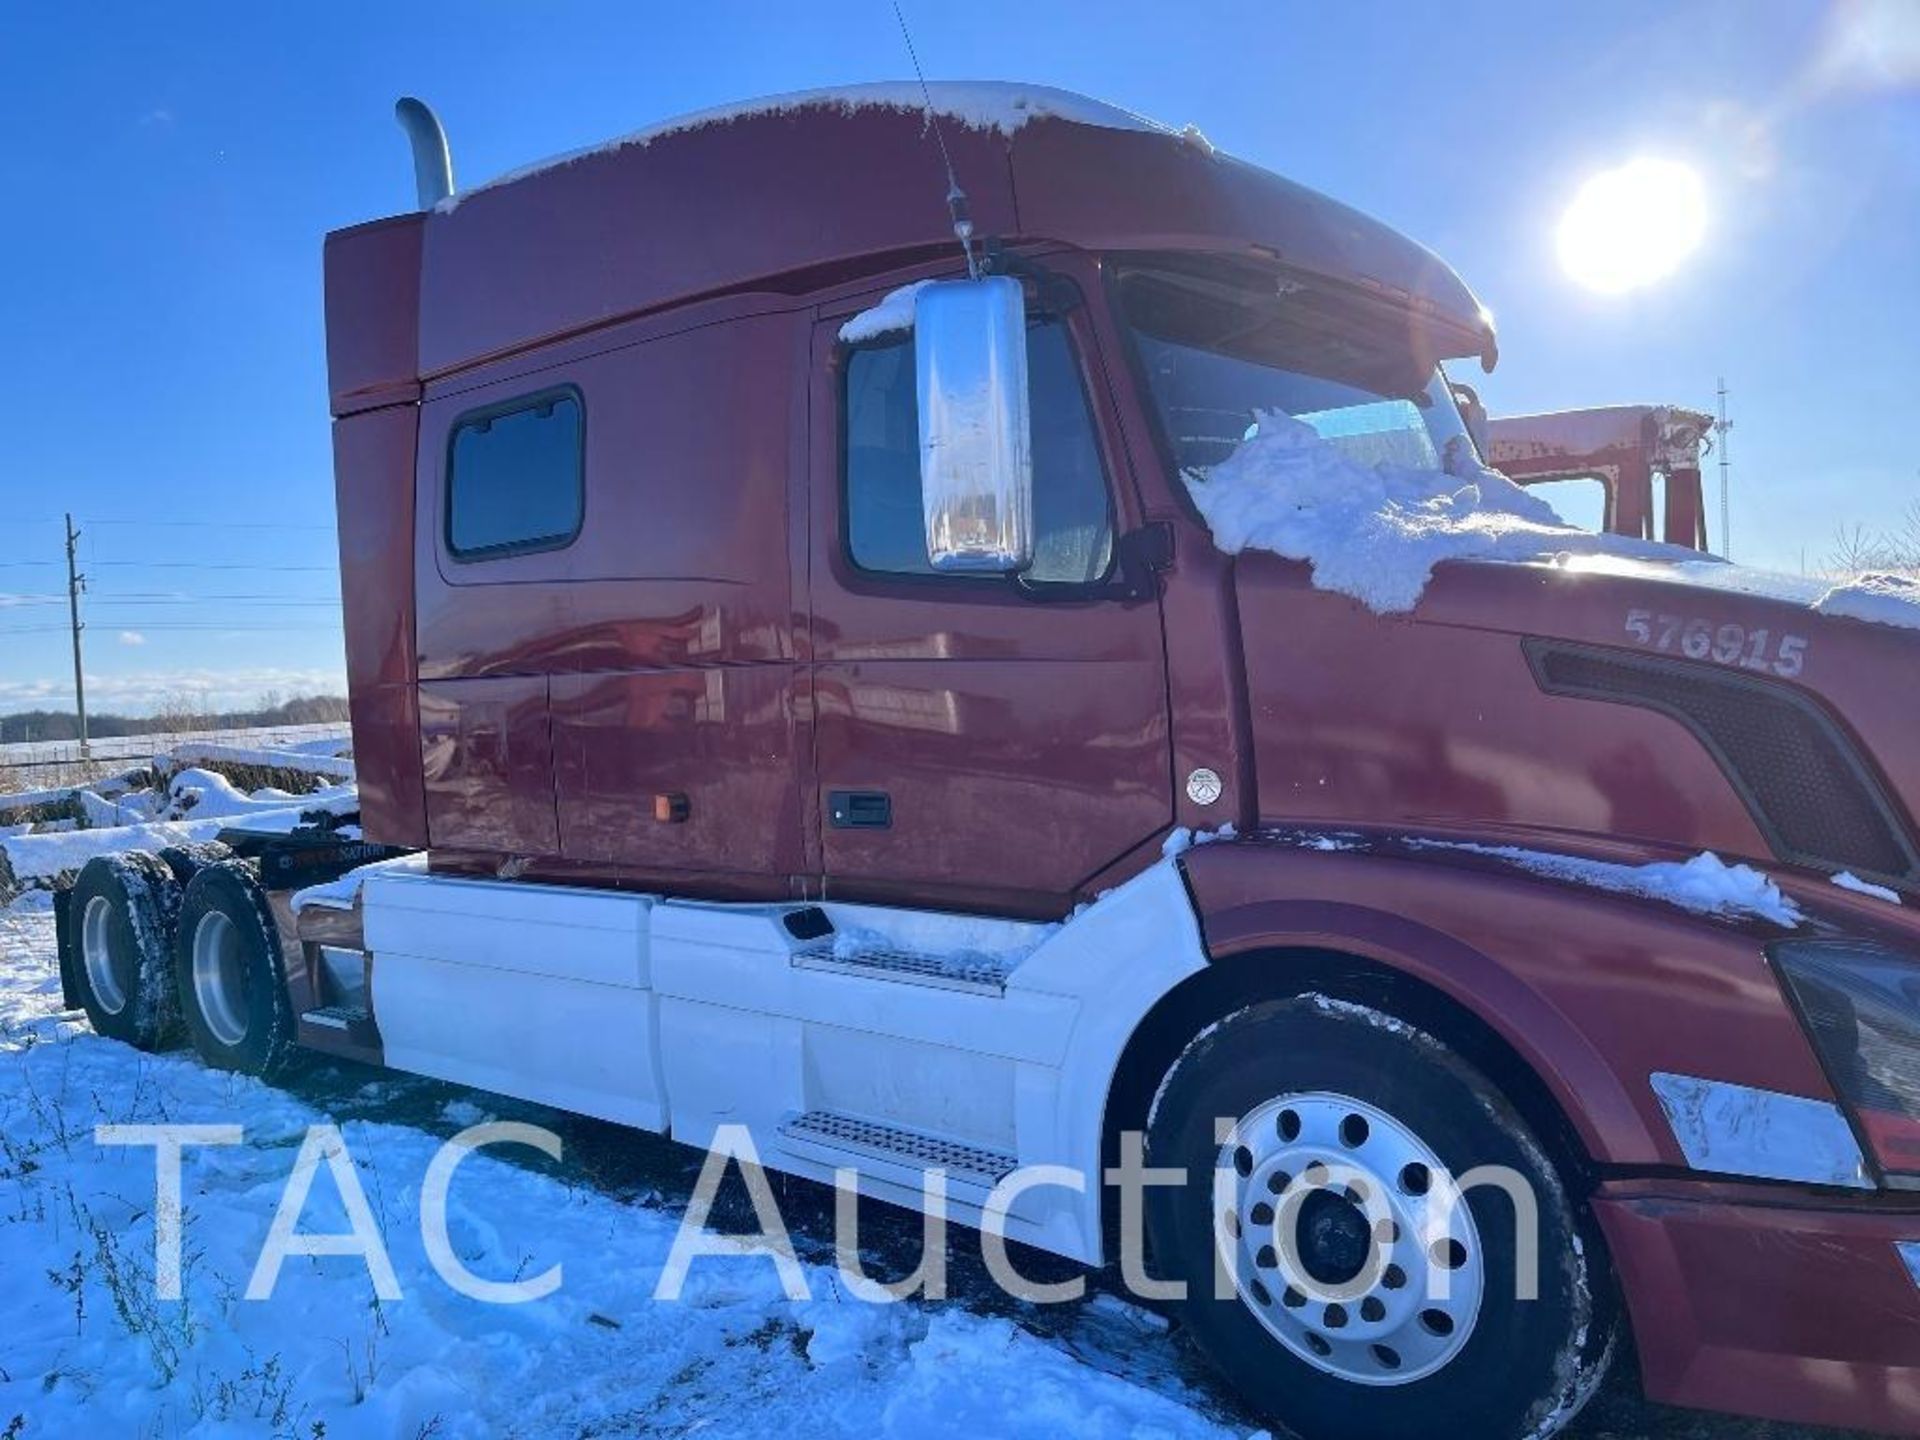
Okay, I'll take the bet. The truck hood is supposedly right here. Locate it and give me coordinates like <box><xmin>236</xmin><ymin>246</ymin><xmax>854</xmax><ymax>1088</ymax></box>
<box><xmin>1413</xmin><ymin>551</ymin><xmax>1920</xmax><ymax>889</ymax></box>
<box><xmin>1193</xmin><ymin>415</ymin><xmax>1920</xmax><ymax>891</ymax></box>
<box><xmin>1226</xmin><ymin>543</ymin><xmax>1920</xmax><ymax>899</ymax></box>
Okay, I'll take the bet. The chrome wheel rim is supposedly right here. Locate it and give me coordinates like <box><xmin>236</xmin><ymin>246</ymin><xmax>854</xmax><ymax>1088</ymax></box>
<box><xmin>191</xmin><ymin>911</ymin><xmax>250</xmax><ymax>1047</ymax></box>
<box><xmin>1214</xmin><ymin>1092</ymin><xmax>1484</xmax><ymax>1386</ymax></box>
<box><xmin>80</xmin><ymin>894</ymin><xmax>128</xmax><ymax>1015</ymax></box>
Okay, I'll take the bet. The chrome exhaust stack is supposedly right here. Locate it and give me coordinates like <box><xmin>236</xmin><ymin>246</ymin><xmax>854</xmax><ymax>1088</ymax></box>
<box><xmin>394</xmin><ymin>97</ymin><xmax>454</xmax><ymax>209</ymax></box>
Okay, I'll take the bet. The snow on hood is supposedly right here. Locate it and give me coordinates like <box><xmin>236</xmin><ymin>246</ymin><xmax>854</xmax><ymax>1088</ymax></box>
<box><xmin>1812</xmin><ymin>570</ymin><xmax>1920</xmax><ymax>632</ymax></box>
<box><xmin>1547</xmin><ymin>552</ymin><xmax>1920</xmax><ymax>633</ymax></box>
<box><xmin>1184</xmin><ymin>410</ymin><xmax>1679</xmax><ymax>613</ymax></box>
<box><xmin>440</xmin><ymin>81</ymin><xmax>1169</xmax><ymax>213</ymax></box>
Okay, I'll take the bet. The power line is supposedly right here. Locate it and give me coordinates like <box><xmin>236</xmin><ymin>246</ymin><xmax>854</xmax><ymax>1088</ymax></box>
<box><xmin>100</xmin><ymin>605</ymin><xmax>341</xmax><ymax>612</ymax></box>
<box><xmin>85</xmin><ymin>594</ymin><xmax>341</xmax><ymax>604</ymax></box>
<box><xmin>4</xmin><ymin>596</ymin><xmax>337</xmax><ymax>607</ymax></box>
<box><xmin>86</xmin><ymin>560</ymin><xmax>338</xmax><ymax>573</ymax></box>
<box><xmin>65</xmin><ymin>512</ymin><xmax>88</xmax><ymax>750</ymax></box>
<box><xmin>79</xmin><ymin>517</ymin><xmax>336</xmax><ymax>532</ymax></box>
<box><xmin>0</xmin><ymin>621</ymin><xmax>344</xmax><ymax>635</ymax></box>
<box><xmin>1715</xmin><ymin>377</ymin><xmax>1733</xmax><ymax>560</ymax></box>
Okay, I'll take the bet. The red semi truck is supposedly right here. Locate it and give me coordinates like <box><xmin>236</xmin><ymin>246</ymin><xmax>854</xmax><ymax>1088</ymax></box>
<box><xmin>54</xmin><ymin>85</ymin><xmax>1920</xmax><ymax>1438</ymax></box>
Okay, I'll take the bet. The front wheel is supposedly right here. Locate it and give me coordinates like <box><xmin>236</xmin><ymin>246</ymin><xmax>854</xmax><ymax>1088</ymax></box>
<box><xmin>1145</xmin><ymin>996</ymin><xmax>1612</xmax><ymax>1440</ymax></box>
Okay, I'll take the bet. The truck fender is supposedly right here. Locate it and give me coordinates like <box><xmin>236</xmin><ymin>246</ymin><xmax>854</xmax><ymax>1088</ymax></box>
<box><xmin>1162</xmin><ymin>836</ymin><xmax>1852</xmax><ymax>1190</ymax></box>
<box><xmin>1187</xmin><ymin>891</ymin><xmax>1650</xmax><ymax>1163</ymax></box>
<box><xmin>1163</xmin><ymin>839</ymin><xmax>1731</xmax><ymax>1173</ymax></box>
<box><xmin>1017</xmin><ymin>844</ymin><xmax>1660</xmax><ymax>1265</ymax></box>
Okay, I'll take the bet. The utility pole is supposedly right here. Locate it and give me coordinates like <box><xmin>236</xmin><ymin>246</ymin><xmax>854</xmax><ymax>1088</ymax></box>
<box><xmin>1715</xmin><ymin>377</ymin><xmax>1733</xmax><ymax>560</ymax></box>
<box><xmin>64</xmin><ymin>512</ymin><xmax>88</xmax><ymax>756</ymax></box>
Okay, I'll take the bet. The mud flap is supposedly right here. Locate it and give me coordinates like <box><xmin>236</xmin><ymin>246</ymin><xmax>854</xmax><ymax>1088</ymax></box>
<box><xmin>52</xmin><ymin>883</ymin><xmax>81</xmax><ymax>1011</ymax></box>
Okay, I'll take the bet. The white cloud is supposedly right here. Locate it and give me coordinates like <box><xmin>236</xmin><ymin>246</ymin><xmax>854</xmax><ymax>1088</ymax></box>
<box><xmin>0</xmin><ymin>667</ymin><xmax>346</xmax><ymax>716</ymax></box>
<box><xmin>1814</xmin><ymin>0</ymin><xmax>1920</xmax><ymax>91</ymax></box>
<box><xmin>117</xmin><ymin>631</ymin><xmax>146</xmax><ymax>647</ymax></box>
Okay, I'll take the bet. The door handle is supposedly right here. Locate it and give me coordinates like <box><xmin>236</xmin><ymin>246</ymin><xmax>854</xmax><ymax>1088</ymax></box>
<box><xmin>829</xmin><ymin>790</ymin><xmax>892</xmax><ymax>829</ymax></box>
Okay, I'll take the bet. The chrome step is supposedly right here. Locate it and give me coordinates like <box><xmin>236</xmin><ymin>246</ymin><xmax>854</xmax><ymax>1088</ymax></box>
<box><xmin>792</xmin><ymin>941</ymin><xmax>1014</xmax><ymax>994</ymax></box>
<box><xmin>300</xmin><ymin>1003</ymin><xmax>371</xmax><ymax>1031</ymax></box>
<box><xmin>778</xmin><ymin>1110</ymin><xmax>1018</xmax><ymax>1188</ymax></box>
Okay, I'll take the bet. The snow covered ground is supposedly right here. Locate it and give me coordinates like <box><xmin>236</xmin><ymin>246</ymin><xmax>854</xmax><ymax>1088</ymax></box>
<box><xmin>0</xmin><ymin>891</ymin><xmax>1258</xmax><ymax>1440</ymax></box>
<box><xmin>0</xmin><ymin>725</ymin><xmax>350</xmax><ymax>771</ymax></box>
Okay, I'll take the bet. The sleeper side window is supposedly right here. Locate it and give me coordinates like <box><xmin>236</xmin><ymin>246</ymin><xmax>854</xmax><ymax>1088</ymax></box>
<box><xmin>446</xmin><ymin>388</ymin><xmax>585</xmax><ymax>559</ymax></box>
<box><xmin>843</xmin><ymin>320</ymin><xmax>1114</xmax><ymax>584</ymax></box>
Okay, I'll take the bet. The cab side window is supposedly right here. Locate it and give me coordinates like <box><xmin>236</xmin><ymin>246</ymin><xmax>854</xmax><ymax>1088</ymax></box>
<box><xmin>843</xmin><ymin>321</ymin><xmax>1114</xmax><ymax>584</ymax></box>
<box><xmin>447</xmin><ymin>388</ymin><xmax>585</xmax><ymax>559</ymax></box>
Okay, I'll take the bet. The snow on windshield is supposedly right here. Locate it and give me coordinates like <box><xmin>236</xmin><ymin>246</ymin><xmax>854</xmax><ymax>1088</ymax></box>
<box><xmin>1182</xmin><ymin>408</ymin><xmax>1677</xmax><ymax>612</ymax></box>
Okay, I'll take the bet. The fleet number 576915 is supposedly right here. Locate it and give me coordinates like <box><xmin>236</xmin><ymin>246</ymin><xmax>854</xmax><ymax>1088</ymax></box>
<box><xmin>1624</xmin><ymin>608</ymin><xmax>1809</xmax><ymax>678</ymax></box>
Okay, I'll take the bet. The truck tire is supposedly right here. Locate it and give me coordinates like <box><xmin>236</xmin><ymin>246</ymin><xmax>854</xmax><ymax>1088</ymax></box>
<box><xmin>156</xmin><ymin>839</ymin><xmax>234</xmax><ymax>887</ymax></box>
<box><xmin>69</xmin><ymin>852</ymin><xmax>181</xmax><ymax>1049</ymax></box>
<box><xmin>1144</xmin><ymin>996</ymin><xmax>1611</xmax><ymax>1440</ymax></box>
<box><xmin>172</xmin><ymin>860</ymin><xmax>296</xmax><ymax>1078</ymax></box>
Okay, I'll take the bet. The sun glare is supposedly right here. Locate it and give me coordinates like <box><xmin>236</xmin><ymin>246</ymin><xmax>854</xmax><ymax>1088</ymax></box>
<box><xmin>1557</xmin><ymin>158</ymin><xmax>1708</xmax><ymax>294</ymax></box>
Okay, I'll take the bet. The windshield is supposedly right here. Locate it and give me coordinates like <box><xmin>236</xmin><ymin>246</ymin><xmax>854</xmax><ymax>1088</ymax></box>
<box><xmin>1117</xmin><ymin>262</ymin><xmax>1480</xmax><ymax>486</ymax></box>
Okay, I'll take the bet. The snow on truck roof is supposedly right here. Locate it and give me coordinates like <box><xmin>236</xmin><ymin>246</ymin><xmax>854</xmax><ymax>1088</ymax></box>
<box><xmin>438</xmin><ymin>81</ymin><xmax>1175</xmax><ymax>211</ymax></box>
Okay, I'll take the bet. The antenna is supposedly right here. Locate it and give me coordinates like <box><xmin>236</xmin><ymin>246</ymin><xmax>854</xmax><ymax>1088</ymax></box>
<box><xmin>1715</xmin><ymin>376</ymin><xmax>1733</xmax><ymax>559</ymax></box>
<box><xmin>892</xmin><ymin>1</ymin><xmax>979</xmax><ymax>279</ymax></box>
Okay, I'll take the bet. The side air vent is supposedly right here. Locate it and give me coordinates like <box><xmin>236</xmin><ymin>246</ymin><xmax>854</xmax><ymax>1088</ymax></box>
<box><xmin>1525</xmin><ymin>640</ymin><xmax>1919</xmax><ymax>887</ymax></box>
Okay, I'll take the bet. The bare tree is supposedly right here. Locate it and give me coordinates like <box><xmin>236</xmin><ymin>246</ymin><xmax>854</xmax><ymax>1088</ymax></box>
<box><xmin>149</xmin><ymin>689</ymin><xmax>215</xmax><ymax>738</ymax></box>
<box><xmin>1825</xmin><ymin>497</ymin><xmax>1920</xmax><ymax>579</ymax></box>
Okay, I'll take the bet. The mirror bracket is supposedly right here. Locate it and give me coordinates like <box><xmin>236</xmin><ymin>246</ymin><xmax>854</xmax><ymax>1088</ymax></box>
<box><xmin>1012</xmin><ymin>523</ymin><xmax>1174</xmax><ymax>605</ymax></box>
<box><xmin>1112</xmin><ymin>521</ymin><xmax>1175</xmax><ymax>602</ymax></box>
<box><xmin>982</xmin><ymin>240</ymin><xmax>1082</xmax><ymax>315</ymax></box>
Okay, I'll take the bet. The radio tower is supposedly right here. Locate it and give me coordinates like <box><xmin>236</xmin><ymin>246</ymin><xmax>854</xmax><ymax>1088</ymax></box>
<box><xmin>1715</xmin><ymin>377</ymin><xmax>1732</xmax><ymax>559</ymax></box>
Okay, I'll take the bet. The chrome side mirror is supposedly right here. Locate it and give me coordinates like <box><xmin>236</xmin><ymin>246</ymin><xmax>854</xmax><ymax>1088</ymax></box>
<box><xmin>915</xmin><ymin>276</ymin><xmax>1033</xmax><ymax>572</ymax></box>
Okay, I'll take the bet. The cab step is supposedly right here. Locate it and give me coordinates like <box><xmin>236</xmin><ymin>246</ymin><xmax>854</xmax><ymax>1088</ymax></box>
<box><xmin>777</xmin><ymin>1109</ymin><xmax>1018</xmax><ymax>1189</ymax></box>
<box><xmin>296</xmin><ymin>1002</ymin><xmax>383</xmax><ymax>1065</ymax></box>
<box><xmin>791</xmin><ymin>941</ymin><xmax>1014</xmax><ymax>995</ymax></box>
<box><xmin>301</xmin><ymin>1003</ymin><xmax>371</xmax><ymax>1030</ymax></box>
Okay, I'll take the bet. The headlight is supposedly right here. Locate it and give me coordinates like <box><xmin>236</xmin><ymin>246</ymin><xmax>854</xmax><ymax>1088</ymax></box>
<box><xmin>1771</xmin><ymin>938</ymin><xmax>1920</xmax><ymax>1182</ymax></box>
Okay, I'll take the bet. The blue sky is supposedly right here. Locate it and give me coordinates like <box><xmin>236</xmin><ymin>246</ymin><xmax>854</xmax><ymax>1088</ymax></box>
<box><xmin>1</xmin><ymin>1</ymin><xmax>1914</xmax><ymax>714</ymax></box>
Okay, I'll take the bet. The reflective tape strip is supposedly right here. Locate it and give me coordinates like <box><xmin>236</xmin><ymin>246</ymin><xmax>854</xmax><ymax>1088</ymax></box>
<box><xmin>1650</xmin><ymin>1072</ymin><xmax>1873</xmax><ymax>1190</ymax></box>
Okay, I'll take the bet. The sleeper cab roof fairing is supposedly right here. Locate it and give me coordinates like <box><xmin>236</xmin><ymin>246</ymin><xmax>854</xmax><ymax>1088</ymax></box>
<box><xmin>324</xmin><ymin>81</ymin><xmax>1497</xmax><ymax>410</ymax></box>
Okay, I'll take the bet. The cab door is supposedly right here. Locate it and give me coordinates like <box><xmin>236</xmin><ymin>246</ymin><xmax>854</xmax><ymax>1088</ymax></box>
<box><xmin>806</xmin><ymin>265</ymin><xmax>1173</xmax><ymax>915</ymax></box>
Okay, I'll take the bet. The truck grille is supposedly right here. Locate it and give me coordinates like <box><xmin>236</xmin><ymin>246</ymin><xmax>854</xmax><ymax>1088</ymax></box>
<box><xmin>1526</xmin><ymin>640</ymin><xmax>1919</xmax><ymax>887</ymax></box>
